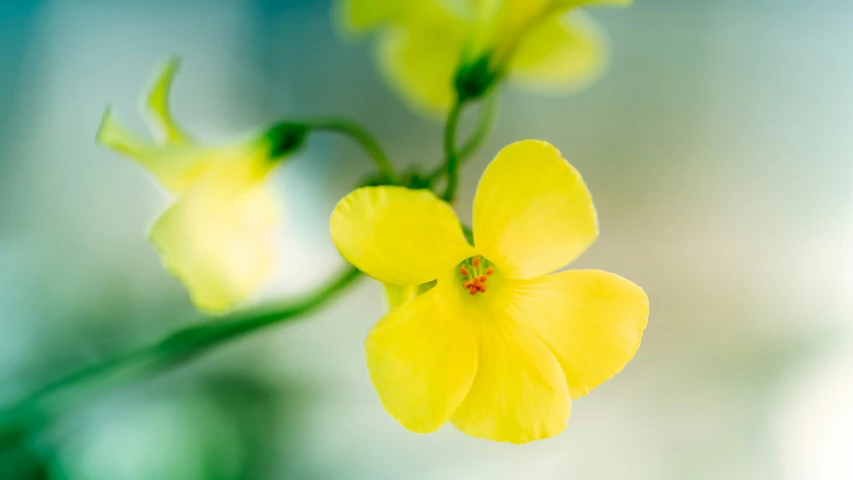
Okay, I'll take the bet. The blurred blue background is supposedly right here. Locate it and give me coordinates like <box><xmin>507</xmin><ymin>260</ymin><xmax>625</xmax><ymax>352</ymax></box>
<box><xmin>2</xmin><ymin>0</ymin><xmax>853</xmax><ymax>478</ymax></box>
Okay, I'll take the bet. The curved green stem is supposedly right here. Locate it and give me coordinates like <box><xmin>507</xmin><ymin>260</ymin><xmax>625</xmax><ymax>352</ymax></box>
<box><xmin>442</xmin><ymin>99</ymin><xmax>466</xmax><ymax>203</ymax></box>
<box><xmin>306</xmin><ymin>119</ymin><xmax>399</xmax><ymax>184</ymax></box>
<box><xmin>2</xmin><ymin>116</ymin><xmax>390</xmax><ymax>443</ymax></box>
<box><xmin>0</xmin><ymin>267</ymin><xmax>362</xmax><ymax>442</ymax></box>
<box><xmin>430</xmin><ymin>92</ymin><xmax>498</xmax><ymax>187</ymax></box>
<box><xmin>458</xmin><ymin>92</ymin><xmax>497</xmax><ymax>161</ymax></box>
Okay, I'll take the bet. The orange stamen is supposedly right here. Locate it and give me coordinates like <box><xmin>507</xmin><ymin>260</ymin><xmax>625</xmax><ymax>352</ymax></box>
<box><xmin>460</xmin><ymin>258</ymin><xmax>493</xmax><ymax>296</ymax></box>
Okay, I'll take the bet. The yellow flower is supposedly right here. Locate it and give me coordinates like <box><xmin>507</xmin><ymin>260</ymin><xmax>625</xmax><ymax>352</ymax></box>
<box><xmin>336</xmin><ymin>0</ymin><xmax>631</xmax><ymax>114</ymax></box>
<box><xmin>330</xmin><ymin>139</ymin><xmax>648</xmax><ymax>443</ymax></box>
<box><xmin>97</xmin><ymin>59</ymin><xmax>305</xmax><ymax>313</ymax></box>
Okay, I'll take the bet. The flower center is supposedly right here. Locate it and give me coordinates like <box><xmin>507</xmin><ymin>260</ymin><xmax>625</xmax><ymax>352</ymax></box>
<box><xmin>457</xmin><ymin>255</ymin><xmax>495</xmax><ymax>296</ymax></box>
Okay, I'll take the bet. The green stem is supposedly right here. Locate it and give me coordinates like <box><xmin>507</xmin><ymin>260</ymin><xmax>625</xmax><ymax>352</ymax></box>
<box><xmin>0</xmin><ymin>267</ymin><xmax>362</xmax><ymax>442</ymax></box>
<box><xmin>442</xmin><ymin>99</ymin><xmax>466</xmax><ymax>203</ymax></box>
<box><xmin>307</xmin><ymin>119</ymin><xmax>399</xmax><ymax>184</ymax></box>
<box><xmin>458</xmin><ymin>92</ymin><xmax>497</xmax><ymax>161</ymax></box>
<box><xmin>429</xmin><ymin>92</ymin><xmax>497</xmax><ymax>187</ymax></box>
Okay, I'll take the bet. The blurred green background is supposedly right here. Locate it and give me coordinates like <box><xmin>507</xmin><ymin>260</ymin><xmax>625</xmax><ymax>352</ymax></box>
<box><xmin>1</xmin><ymin>0</ymin><xmax>852</xmax><ymax>478</ymax></box>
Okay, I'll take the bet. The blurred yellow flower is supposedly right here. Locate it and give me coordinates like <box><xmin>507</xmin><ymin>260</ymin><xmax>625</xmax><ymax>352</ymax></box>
<box><xmin>330</xmin><ymin>139</ymin><xmax>648</xmax><ymax>443</ymax></box>
<box><xmin>97</xmin><ymin>59</ymin><xmax>304</xmax><ymax>313</ymax></box>
<box><xmin>337</xmin><ymin>0</ymin><xmax>631</xmax><ymax>114</ymax></box>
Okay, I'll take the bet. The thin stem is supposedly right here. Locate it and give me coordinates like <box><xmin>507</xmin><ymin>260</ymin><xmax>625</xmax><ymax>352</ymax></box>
<box><xmin>0</xmin><ymin>267</ymin><xmax>362</xmax><ymax>440</ymax></box>
<box><xmin>429</xmin><ymin>92</ymin><xmax>498</xmax><ymax>186</ymax></box>
<box><xmin>458</xmin><ymin>92</ymin><xmax>497</xmax><ymax>160</ymax></box>
<box><xmin>306</xmin><ymin>119</ymin><xmax>399</xmax><ymax>184</ymax></box>
<box><xmin>442</xmin><ymin>99</ymin><xmax>466</xmax><ymax>202</ymax></box>
<box><xmin>2</xmin><ymin>116</ymin><xmax>390</xmax><ymax>441</ymax></box>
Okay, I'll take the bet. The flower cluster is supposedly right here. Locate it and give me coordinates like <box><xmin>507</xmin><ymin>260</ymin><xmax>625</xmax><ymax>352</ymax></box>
<box><xmin>94</xmin><ymin>0</ymin><xmax>647</xmax><ymax>444</ymax></box>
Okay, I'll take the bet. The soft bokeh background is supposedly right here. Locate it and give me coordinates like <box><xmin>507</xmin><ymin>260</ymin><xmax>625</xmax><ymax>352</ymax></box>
<box><xmin>1</xmin><ymin>0</ymin><xmax>852</xmax><ymax>478</ymax></box>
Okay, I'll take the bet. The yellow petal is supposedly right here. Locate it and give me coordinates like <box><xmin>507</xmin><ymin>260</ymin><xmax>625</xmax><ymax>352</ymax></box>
<box><xmin>97</xmin><ymin>57</ymin><xmax>280</xmax><ymax>194</ymax></box>
<box><xmin>556</xmin><ymin>0</ymin><xmax>633</xmax><ymax>7</ymax></box>
<box><xmin>472</xmin><ymin>140</ymin><xmax>598</xmax><ymax>279</ymax></box>
<box><xmin>96</xmin><ymin>109</ymin><xmax>229</xmax><ymax>193</ymax></box>
<box><xmin>507</xmin><ymin>269</ymin><xmax>648</xmax><ymax>398</ymax></box>
<box><xmin>483</xmin><ymin>0</ymin><xmax>632</xmax><ymax>26</ymax></box>
<box><xmin>476</xmin><ymin>0</ymin><xmax>628</xmax><ymax>64</ymax></box>
<box><xmin>475</xmin><ymin>0</ymin><xmax>552</xmax><ymax>61</ymax></box>
<box><xmin>335</xmin><ymin>0</ymin><xmax>409</xmax><ymax>33</ymax></box>
<box><xmin>145</xmin><ymin>56</ymin><xmax>189</xmax><ymax>144</ymax></box>
<box><xmin>98</xmin><ymin>59</ymin><xmax>292</xmax><ymax>193</ymax></box>
<box><xmin>509</xmin><ymin>12</ymin><xmax>605</xmax><ymax>92</ymax></box>
<box><xmin>449</xmin><ymin>300</ymin><xmax>570</xmax><ymax>443</ymax></box>
<box><xmin>149</xmin><ymin>172</ymin><xmax>280</xmax><ymax>313</ymax></box>
<box><xmin>366</xmin><ymin>281</ymin><xmax>478</xmax><ymax>433</ymax></box>
<box><xmin>330</xmin><ymin>186</ymin><xmax>475</xmax><ymax>285</ymax></box>
<box><xmin>479</xmin><ymin>0</ymin><xmax>550</xmax><ymax>30</ymax></box>
<box><xmin>377</xmin><ymin>13</ymin><xmax>468</xmax><ymax>114</ymax></box>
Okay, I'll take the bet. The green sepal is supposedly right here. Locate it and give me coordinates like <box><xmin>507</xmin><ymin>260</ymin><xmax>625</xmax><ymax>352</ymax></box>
<box><xmin>453</xmin><ymin>54</ymin><xmax>502</xmax><ymax>103</ymax></box>
<box><xmin>264</xmin><ymin>122</ymin><xmax>310</xmax><ymax>159</ymax></box>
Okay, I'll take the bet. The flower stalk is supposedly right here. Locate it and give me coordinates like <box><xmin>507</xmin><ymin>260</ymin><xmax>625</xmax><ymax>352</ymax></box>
<box><xmin>442</xmin><ymin>98</ymin><xmax>466</xmax><ymax>203</ymax></box>
<box><xmin>304</xmin><ymin>118</ymin><xmax>400</xmax><ymax>184</ymax></box>
<box><xmin>429</xmin><ymin>91</ymin><xmax>498</xmax><ymax>187</ymax></box>
<box><xmin>0</xmin><ymin>267</ymin><xmax>362</xmax><ymax>442</ymax></box>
